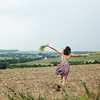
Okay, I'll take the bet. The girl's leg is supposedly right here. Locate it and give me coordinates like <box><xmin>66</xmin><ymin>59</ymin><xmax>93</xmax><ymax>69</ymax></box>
<box><xmin>57</xmin><ymin>77</ymin><xmax>63</xmax><ymax>89</ymax></box>
<box><xmin>60</xmin><ymin>76</ymin><xmax>63</xmax><ymax>84</ymax></box>
<box><xmin>61</xmin><ymin>77</ymin><xmax>66</xmax><ymax>92</ymax></box>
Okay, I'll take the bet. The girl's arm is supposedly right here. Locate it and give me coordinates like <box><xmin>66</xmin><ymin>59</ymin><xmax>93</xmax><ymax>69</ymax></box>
<box><xmin>70</xmin><ymin>54</ymin><xmax>90</xmax><ymax>57</ymax></box>
<box><xmin>45</xmin><ymin>45</ymin><xmax>62</xmax><ymax>55</ymax></box>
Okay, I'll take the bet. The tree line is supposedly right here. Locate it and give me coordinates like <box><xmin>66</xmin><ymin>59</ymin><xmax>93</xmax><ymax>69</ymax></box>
<box><xmin>0</xmin><ymin>57</ymin><xmax>42</xmax><ymax>69</ymax></box>
<box><xmin>0</xmin><ymin>53</ymin><xmax>60</xmax><ymax>58</ymax></box>
<box><xmin>0</xmin><ymin>57</ymin><xmax>42</xmax><ymax>64</ymax></box>
<box><xmin>50</xmin><ymin>59</ymin><xmax>100</xmax><ymax>66</ymax></box>
<box><xmin>0</xmin><ymin>58</ymin><xmax>100</xmax><ymax>69</ymax></box>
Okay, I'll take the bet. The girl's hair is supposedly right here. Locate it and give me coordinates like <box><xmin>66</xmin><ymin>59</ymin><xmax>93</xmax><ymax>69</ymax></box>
<box><xmin>63</xmin><ymin>46</ymin><xmax>71</xmax><ymax>55</ymax></box>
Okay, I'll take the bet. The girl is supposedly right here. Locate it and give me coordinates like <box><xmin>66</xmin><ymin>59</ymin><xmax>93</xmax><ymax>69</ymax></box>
<box><xmin>45</xmin><ymin>45</ymin><xmax>90</xmax><ymax>92</ymax></box>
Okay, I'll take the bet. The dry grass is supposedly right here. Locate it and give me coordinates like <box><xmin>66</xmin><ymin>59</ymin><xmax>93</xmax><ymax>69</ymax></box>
<box><xmin>0</xmin><ymin>64</ymin><xmax>100</xmax><ymax>100</ymax></box>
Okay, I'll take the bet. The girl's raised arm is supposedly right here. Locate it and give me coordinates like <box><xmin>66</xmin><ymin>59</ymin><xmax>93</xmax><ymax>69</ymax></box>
<box><xmin>45</xmin><ymin>45</ymin><xmax>62</xmax><ymax>55</ymax></box>
<box><xmin>70</xmin><ymin>54</ymin><xmax>90</xmax><ymax>57</ymax></box>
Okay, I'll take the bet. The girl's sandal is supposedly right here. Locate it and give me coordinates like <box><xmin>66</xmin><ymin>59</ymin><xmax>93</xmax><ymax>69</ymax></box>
<box><xmin>57</xmin><ymin>85</ymin><xmax>61</xmax><ymax>89</ymax></box>
<box><xmin>56</xmin><ymin>85</ymin><xmax>61</xmax><ymax>91</ymax></box>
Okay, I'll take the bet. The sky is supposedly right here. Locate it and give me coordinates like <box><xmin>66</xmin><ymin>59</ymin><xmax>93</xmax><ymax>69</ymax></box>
<box><xmin>0</xmin><ymin>0</ymin><xmax>100</xmax><ymax>51</ymax></box>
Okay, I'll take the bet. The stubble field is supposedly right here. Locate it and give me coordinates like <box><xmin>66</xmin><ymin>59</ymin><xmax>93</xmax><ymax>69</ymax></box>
<box><xmin>0</xmin><ymin>64</ymin><xmax>100</xmax><ymax>100</ymax></box>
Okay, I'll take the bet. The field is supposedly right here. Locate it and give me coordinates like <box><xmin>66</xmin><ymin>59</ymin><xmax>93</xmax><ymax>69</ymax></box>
<box><xmin>0</xmin><ymin>64</ymin><xmax>100</xmax><ymax>100</ymax></box>
<box><xmin>16</xmin><ymin>55</ymin><xmax>100</xmax><ymax>65</ymax></box>
<box><xmin>0</xmin><ymin>57</ymin><xmax>13</xmax><ymax>60</ymax></box>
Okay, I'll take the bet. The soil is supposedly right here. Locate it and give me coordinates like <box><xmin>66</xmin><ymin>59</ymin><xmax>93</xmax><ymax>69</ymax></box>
<box><xmin>0</xmin><ymin>64</ymin><xmax>100</xmax><ymax>100</ymax></box>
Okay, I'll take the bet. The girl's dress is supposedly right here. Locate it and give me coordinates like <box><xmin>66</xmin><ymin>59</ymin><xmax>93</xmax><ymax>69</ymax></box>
<box><xmin>55</xmin><ymin>54</ymin><xmax>70</xmax><ymax>78</ymax></box>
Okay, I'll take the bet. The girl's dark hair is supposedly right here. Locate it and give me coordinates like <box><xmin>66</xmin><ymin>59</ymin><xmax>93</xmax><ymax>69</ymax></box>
<box><xmin>63</xmin><ymin>46</ymin><xmax>71</xmax><ymax>55</ymax></box>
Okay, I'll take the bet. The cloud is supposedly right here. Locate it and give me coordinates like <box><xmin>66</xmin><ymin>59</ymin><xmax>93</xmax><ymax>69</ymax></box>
<box><xmin>0</xmin><ymin>0</ymin><xmax>100</xmax><ymax>51</ymax></box>
<box><xmin>0</xmin><ymin>0</ymin><xmax>28</xmax><ymax>8</ymax></box>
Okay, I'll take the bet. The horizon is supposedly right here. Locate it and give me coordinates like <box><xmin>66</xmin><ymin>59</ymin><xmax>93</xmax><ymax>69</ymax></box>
<box><xmin>0</xmin><ymin>49</ymin><xmax>99</xmax><ymax>52</ymax></box>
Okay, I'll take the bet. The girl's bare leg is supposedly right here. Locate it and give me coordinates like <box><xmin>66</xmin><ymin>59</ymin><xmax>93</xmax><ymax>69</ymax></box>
<box><xmin>57</xmin><ymin>77</ymin><xmax>63</xmax><ymax>89</ymax></box>
<box><xmin>61</xmin><ymin>77</ymin><xmax>66</xmax><ymax>92</ymax></box>
<box><xmin>60</xmin><ymin>77</ymin><xmax>63</xmax><ymax>84</ymax></box>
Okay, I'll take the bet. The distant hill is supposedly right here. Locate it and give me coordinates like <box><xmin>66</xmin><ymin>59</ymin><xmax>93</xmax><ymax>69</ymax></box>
<box><xmin>89</xmin><ymin>51</ymin><xmax>100</xmax><ymax>55</ymax></box>
<box><xmin>0</xmin><ymin>49</ymin><xmax>18</xmax><ymax>53</ymax></box>
<box><xmin>0</xmin><ymin>49</ymin><xmax>98</xmax><ymax>54</ymax></box>
<box><xmin>71</xmin><ymin>51</ymin><xmax>97</xmax><ymax>55</ymax></box>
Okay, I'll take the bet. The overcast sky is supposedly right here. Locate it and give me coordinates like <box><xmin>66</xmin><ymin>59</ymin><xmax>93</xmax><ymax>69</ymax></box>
<box><xmin>0</xmin><ymin>0</ymin><xmax>100</xmax><ymax>51</ymax></box>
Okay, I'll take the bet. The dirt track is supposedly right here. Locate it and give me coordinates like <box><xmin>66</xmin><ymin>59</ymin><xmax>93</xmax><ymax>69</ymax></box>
<box><xmin>0</xmin><ymin>64</ymin><xmax>100</xmax><ymax>100</ymax></box>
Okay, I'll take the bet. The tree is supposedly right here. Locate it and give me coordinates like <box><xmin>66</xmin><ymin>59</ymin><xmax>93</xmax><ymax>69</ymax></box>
<box><xmin>0</xmin><ymin>62</ymin><xmax>7</xmax><ymax>69</ymax></box>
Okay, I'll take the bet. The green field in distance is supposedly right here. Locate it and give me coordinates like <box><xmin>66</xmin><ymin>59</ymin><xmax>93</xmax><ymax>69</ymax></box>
<box><xmin>16</xmin><ymin>54</ymin><xmax>100</xmax><ymax>65</ymax></box>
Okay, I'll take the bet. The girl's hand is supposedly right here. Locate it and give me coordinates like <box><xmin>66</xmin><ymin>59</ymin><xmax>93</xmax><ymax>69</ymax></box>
<box><xmin>85</xmin><ymin>54</ymin><xmax>90</xmax><ymax>57</ymax></box>
<box><xmin>45</xmin><ymin>44</ymin><xmax>49</xmax><ymax>47</ymax></box>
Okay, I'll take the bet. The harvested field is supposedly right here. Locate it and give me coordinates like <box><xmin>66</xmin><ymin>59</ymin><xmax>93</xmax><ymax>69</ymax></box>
<box><xmin>0</xmin><ymin>64</ymin><xmax>100</xmax><ymax>100</ymax></box>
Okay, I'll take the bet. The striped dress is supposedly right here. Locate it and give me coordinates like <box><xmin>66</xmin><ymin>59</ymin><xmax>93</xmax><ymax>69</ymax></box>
<box><xmin>55</xmin><ymin>54</ymin><xmax>70</xmax><ymax>78</ymax></box>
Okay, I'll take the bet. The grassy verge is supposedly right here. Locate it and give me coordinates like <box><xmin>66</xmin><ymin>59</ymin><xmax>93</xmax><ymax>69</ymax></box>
<box><xmin>70</xmin><ymin>56</ymin><xmax>100</xmax><ymax>61</ymax></box>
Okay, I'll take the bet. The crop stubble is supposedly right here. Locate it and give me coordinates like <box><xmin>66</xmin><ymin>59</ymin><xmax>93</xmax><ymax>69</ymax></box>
<box><xmin>0</xmin><ymin>64</ymin><xmax>100</xmax><ymax>99</ymax></box>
